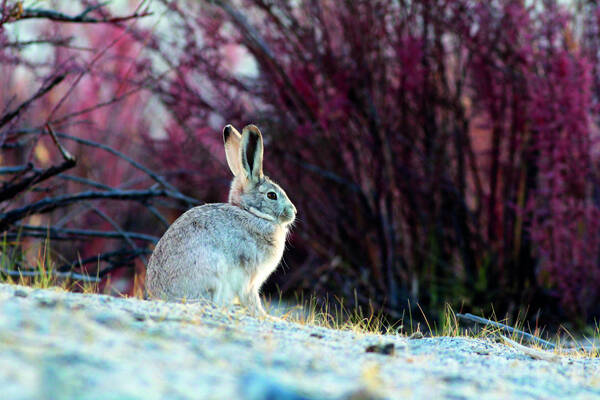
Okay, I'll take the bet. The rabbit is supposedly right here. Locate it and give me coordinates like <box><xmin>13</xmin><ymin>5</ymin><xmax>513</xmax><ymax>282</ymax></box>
<box><xmin>146</xmin><ymin>124</ymin><xmax>296</xmax><ymax>316</ymax></box>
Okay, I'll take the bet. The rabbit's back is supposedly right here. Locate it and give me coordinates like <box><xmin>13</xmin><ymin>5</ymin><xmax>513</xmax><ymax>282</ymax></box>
<box><xmin>146</xmin><ymin>203</ymin><xmax>285</xmax><ymax>301</ymax></box>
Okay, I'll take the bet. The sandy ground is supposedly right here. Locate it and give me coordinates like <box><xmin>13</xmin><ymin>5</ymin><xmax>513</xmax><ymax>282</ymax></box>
<box><xmin>0</xmin><ymin>283</ymin><xmax>598</xmax><ymax>400</ymax></box>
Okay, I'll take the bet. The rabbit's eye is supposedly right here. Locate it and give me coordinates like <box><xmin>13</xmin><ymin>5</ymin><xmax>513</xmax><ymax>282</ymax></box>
<box><xmin>267</xmin><ymin>191</ymin><xmax>277</xmax><ymax>200</ymax></box>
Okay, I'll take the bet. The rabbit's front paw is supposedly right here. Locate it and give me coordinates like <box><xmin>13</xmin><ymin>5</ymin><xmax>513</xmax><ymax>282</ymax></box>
<box><xmin>241</xmin><ymin>291</ymin><xmax>267</xmax><ymax>318</ymax></box>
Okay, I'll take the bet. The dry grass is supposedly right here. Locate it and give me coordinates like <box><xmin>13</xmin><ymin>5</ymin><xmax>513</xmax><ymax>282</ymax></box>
<box><xmin>0</xmin><ymin>235</ymin><xmax>100</xmax><ymax>294</ymax></box>
<box><xmin>265</xmin><ymin>292</ymin><xmax>599</xmax><ymax>358</ymax></box>
<box><xmin>263</xmin><ymin>291</ymin><xmax>401</xmax><ymax>335</ymax></box>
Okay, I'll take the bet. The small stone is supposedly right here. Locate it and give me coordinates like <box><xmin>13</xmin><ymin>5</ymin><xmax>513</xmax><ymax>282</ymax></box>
<box><xmin>408</xmin><ymin>332</ymin><xmax>424</xmax><ymax>339</ymax></box>
<box><xmin>365</xmin><ymin>343</ymin><xmax>395</xmax><ymax>356</ymax></box>
<box><xmin>14</xmin><ymin>289</ymin><xmax>28</xmax><ymax>298</ymax></box>
<box><xmin>93</xmin><ymin>312</ymin><xmax>126</xmax><ymax>328</ymax></box>
<box><xmin>36</xmin><ymin>297</ymin><xmax>58</xmax><ymax>308</ymax></box>
<box><xmin>69</xmin><ymin>303</ymin><xmax>85</xmax><ymax>311</ymax></box>
<box><xmin>441</xmin><ymin>374</ymin><xmax>470</xmax><ymax>384</ymax></box>
<box><xmin>476</xmin><ymin>350</ymin><xmax>490</xmax><ymax>356</ymax></box>
<box><xmin>131</xmin><ymin>312</ymin><xmax>147</xmax><ymax>321</ymax></box>
<box><xmin>309</xmin><ymin>333</ymin><xmax>324</xmax><ymax>339</ymax></box>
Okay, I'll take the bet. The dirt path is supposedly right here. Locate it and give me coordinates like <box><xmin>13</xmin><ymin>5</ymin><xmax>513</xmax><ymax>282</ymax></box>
<box><xmin>0</xmin><ymin>284</ymin><xmax>598</xmax><ymax>399</ymax></box>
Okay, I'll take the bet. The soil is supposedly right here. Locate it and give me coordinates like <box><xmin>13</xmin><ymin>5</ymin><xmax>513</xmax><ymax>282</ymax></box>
<box><xmin>0</xmin><ymin>283</ymin><xmax>598</xmax><ymax>400</ymax></box>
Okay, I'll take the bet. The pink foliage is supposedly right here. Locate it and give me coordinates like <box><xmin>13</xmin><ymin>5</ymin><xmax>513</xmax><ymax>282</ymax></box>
<box><xmin>528</xmin><ymin>51</ymin><xmax>600</xmax><ymax>315</ymax></box>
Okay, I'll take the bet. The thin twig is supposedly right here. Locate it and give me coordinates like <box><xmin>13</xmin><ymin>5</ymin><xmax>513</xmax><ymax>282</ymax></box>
<box><xmin>0</xmin><ymin>75</ymin><xmax>65</xmax><ymax>128</ymax></box>
<box><xmin>0</xmin><ymin>267</ymin><xmax>100</xmax><ymax>283</ymax></box>
<box><xmin>46</xmin><ymin>124</ymin><xmax>75</xmax><ymax>162</ymax></box>
<box><xmin>0</xmin><ymin>127</ymin><xmax>76</xmax><ymax>202</ymax></box>
<box><xmin>48</xmin><ymin>81</ymin><xmax>152</xmax><ymax>125</ymax></box>
<box><xmin>57</xmin><ymin>248</ymin><xmax>151</xmax><ymax>274</ymax></box>
<box><xmin>501</xmin><ymin>335</ymin><xmax>560</xmax><ymax>361</ymax></box>
<box><xmin>457</xmin><ymin>313</ymin><xmax>556</xmax><ymax>349</ymax></box>
<box><xmin>209</xmin><ymin>0</ymin><xmax>316</xmax><ymax>122</ymax></box>
<box><xmin>89</xmin><ymin>205</ymin><xmax>148</xmax><ymax>265</ymax></box>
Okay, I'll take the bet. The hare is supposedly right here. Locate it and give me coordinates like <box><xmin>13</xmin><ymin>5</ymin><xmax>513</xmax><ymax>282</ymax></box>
<box><xmin>146</xmin><ymin>124</ymin><xmax>296</xmax><ymax>316</ymax></box>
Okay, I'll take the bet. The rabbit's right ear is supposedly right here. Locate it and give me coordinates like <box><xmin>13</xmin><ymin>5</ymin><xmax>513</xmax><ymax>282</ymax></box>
<box><xmin>241</xmin><ymin>125</ymin><xmax>264</xmax><ymax>183</ymax></box>
<box><xmin>223</xmin><ymin>124</ymin><xmax>242</xmax><ymax>177</ymax></box>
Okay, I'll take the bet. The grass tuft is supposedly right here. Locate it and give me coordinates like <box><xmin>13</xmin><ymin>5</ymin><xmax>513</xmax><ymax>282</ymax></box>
<box><xmin>0</xmin><ymin>234</ymin><xmax>99</xmax><ymax>294</ymax></box>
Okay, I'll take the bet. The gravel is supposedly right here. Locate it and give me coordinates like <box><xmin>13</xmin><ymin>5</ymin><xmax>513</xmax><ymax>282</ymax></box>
<box><xmin>0</xmin><ymin>283</ymin><xmax>598</xmax><ymax>400</ymax></box>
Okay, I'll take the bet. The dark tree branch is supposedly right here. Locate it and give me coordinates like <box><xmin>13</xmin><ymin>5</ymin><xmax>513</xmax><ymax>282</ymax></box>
<box><xmin>2</xmin><ymin>37</ymin><xmax>93</xmax><ymax>52</ymax></box>
<box><xmin>7</xmin><ymin>6</ymin><xmax>152</xmax><ymax>24</ymax></box>
<box><xmin>89</xmin><ymin>205</ymin><xmax>148</xmax><ymax>265</ymax></box>
<box><xmin>0</xmin><ymin>165</ymin><xmax>31</xmax><ymax>174</ymax></box>
<box><xmin>8</xmin><ymin>128</ymin><xmax>199</xmax><ymax>205</ymax></box>
<box><xmin>0</xmin><ymin>126</ymin><xmax>76</xmax><ymax>203</ymax></box>
<box><xmin>53</xmin><ymin>131</ymin><xmax>198</xmax><ymax>205</ymax></box>
<box><xmin>13</xmin><ymin>224</ymin><xmax>158</xmax><ymax>243</ymax></box>
<box><xmin>0</xmin><ymin>267</ymin><xmax>101</xmax><ymax>283</ymax></box>
<box><xmin>1</xmin><ymin>169</ymin><xmax>171</xmax><ymax>228</ymax></box>
<box><xmin>0</xmin><ymin>189</ymin><xmax>173</xmax><ymax>231</ymax></box>
<box><xmin>0</xmin><ymin>75</ymin><xmax>65</xmax><ymax>129</ymax></box>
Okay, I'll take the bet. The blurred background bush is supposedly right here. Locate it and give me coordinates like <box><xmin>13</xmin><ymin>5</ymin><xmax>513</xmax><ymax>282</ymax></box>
<box><xmin>1</xmin><ymin>0</ymin><xmax>600</xmax><ymax>327</ymax></box>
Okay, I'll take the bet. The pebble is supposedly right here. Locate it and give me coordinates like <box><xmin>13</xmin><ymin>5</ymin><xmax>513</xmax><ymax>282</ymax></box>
<box><xmin>365</xmin><ymin>343</ymin><xmax>395</xmax><ymax>356</ymax></box>
<box><xmin>36</xmin><ymin>297</ymin><xmax>58</xmax><ymax>308</ymax></box>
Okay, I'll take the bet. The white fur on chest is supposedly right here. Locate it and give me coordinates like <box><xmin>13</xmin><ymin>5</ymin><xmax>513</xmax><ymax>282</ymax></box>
<box><xmin>248</xmin><ymin>225</ymin><xmax>287</xmax><ymax>291</ymax></box>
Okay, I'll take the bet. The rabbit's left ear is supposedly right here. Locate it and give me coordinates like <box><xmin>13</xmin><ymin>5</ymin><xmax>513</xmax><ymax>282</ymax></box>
<box><xmin>223</xmin><ymin>124</ymin><xmax>242</xmax><ymax>177</ymax></box>
<box><xmin>241</xmin><ymin>124</ymin><xmax>264</xmax><ymax>182</ymax></box>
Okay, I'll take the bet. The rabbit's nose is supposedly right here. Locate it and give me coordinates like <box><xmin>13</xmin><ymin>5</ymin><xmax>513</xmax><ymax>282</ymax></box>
<box><xmin>292</xmin><ymin>204</ymin><xmax>297</xmax><ymax>215</ymax></box>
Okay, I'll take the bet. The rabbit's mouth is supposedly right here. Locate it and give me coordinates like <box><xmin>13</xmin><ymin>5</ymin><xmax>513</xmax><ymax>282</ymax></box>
<box><xmin>279</xmin><ymin>208</ymin><xmax>296</xmax><ymax>225</ymax></box>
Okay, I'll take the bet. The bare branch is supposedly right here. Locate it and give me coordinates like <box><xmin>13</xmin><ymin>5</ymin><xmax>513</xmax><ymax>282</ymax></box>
<box><xmin>0</xmin><ymin>75</ymin><xmax>65</xmax><ymax>129</ymax></box>
<box><xmin>501</xmin><ymin>335</ymin><xmax>560</xmax><ymax>361</ymax></box>
<box><xmin>209</xmin><ymin>0</ymin><xmax>316</xmax><ymax>121</ymax></box>
<box><xmin>4</xmin><ymin>37</ymin><xmax>74</xmax><ymax>48</ymax></box>
<box><xmin>0</xmin><ymin>165</ymin><xmax>31</xmax><ymax>174</ymax></box>
<box><xmin>89</xmin><ymin>205</ymin><xmax>148</xmax><ymax>265</ymax></box>
<box><xmin>54</xmin><ymin>131</ymin><xmax>198</xmax><ymax>205</ymax></box>
<box><xmin>456</xmin><ymin>313</ymin><xmax>556</xmax><ymax>349</ymax></box>
<box><xmin>0</xmin><ymin>267</ymin><xmax>101</xmax><ymax>283</ymax></box>
<box><xmin>1</xmin><ymin>168</ymin><xmax>170</xmax><ymax>228</ymax></box>
<box><xmin>8</xmin><ymin>6</ymin><xmax>152</xmax><ymax>24</ymax></box>
<box><xmin>12</xmin><ymin>224</ymin><xmax>158</xmax><ymax>243</ymax></box>
<box><xmin>0</xmin><ymin>125</ymin><xmax>76</xmax><ymax>202</ymax></box>
<box><xmin>46</xmin><ymin>124</ymin><xmax>75</xmax><ymax>162</ymax></box>
<box><xmin>0</xmin><ymin>189</ymin><xmax>174</xmax><ymax>231</ymax></box>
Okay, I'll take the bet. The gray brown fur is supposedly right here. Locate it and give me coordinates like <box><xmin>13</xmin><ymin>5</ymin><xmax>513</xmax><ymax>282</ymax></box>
<box><xmin>146</xmin><ymin>124</ymin><xmax>296</xmax><ymax>316</ymax></box>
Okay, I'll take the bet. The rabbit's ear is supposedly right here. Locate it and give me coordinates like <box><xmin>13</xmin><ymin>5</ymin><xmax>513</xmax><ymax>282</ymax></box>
<box><xmin>241</xmin><ymin>124</ymin><xmax>264</xmax><ymax>182</ymax></box>
<box><xmin>223</xmin><ymin>124</ymin><xmax>242</xmax><ymax>177</ymax></box>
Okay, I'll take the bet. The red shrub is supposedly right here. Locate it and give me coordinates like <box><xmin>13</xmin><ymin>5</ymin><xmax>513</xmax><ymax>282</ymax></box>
<box><xmin>139</xmin><ymin>0</ymin><xmax>600</xmax><ymax>321</ymax></box>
